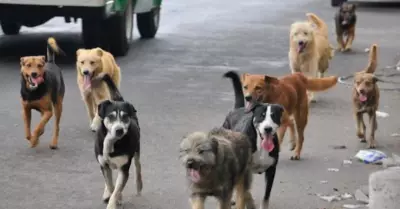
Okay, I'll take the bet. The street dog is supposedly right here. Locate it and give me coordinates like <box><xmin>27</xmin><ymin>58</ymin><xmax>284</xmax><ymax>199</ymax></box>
<box><xmin>289</xmin><ymin>13</ymin><xmax>335</xmax><ymax>102</ymax></box>
<box><xmin>223</xmin><ymin>71</ymin><xmax>284</xmax><ymax>209</ymax></box>
<box><xmin>94</xmin><ymin>73</ymin><xmax>142</xmax><ymax>209</ymax></box>
<box><xmin>240</xmin><ymin>71</ymin><xmax>338</xmax><ymax>160</ymax></box>
<box><xmin>20</xmin><ymin>37</ymin><xmax>65</xmax><ymax>149</ymax></box>
<box><xmin>76</xmin><ymin>47</ymin><xmax>121</xmax><ymax>132</ymax></box>
<box><xmin>335</xmin><ymin>2</ymin><xmax>357</xmax><ymax>52</ymax></box>
<box><xmin>353</xmin><ymin>44</ymin><xmax>380</xmax><ymax>148</ymax></box>
<box><xmin>179</xmin><ymin>127</ymin><xmax>255</xmax><ymax>209</ymax></box>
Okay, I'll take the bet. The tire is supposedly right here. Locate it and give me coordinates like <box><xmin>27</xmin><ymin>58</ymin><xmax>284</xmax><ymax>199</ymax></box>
<box><xmin>137</xmin><ymin>7</ymin><xmax>160</xmax><ymax>39</ymax></box>
<box><xmin>331</xmin><ymin>0</ymin><xmax>347</xmax><ymax>7</ymax></box>
<box><xmin>82</xmin><ymin>18</ymin><xmax>110</xmax><ymax>51</ymax></box>
<box><xmin>107</xmin><ymin>0</ymin><xmax>133</xmax><ymax>56</ymax></box>
<box><xmin>1</xmin><ymin>21</ymin><xmax>21</xmax><ymax>35</ymax></box>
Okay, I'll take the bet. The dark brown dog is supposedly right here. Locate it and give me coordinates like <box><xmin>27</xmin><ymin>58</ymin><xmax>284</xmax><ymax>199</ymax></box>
<box><xmin>20</xmin><ymin>37</ymin><xmax>65</xmax><ymax>149</ymax></box>
<box><xmin>241</xmin><ymin>72</ymin><xmax>338</xmax><ymax>160</ymax></box>
<box><xmin>353</xmin><ymin>44</ymin><xmax>379</xmax><ymax>148</ymax></box>
<box><xmin>335</xmin><ymin>2</ymin><xmax>357</xmax><ymax>52</ymax></box>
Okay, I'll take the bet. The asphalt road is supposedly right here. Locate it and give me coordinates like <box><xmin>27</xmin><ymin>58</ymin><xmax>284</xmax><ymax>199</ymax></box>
<box><xmin>1</xmin><ymin>0</ymin><xmax>400</xmax><ymax>209</ymax></box>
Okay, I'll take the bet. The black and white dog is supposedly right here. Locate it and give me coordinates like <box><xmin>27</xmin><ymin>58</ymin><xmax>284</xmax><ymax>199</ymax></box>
<box><xmin>222</xmin><ymin>71</ymin><xmax>284</xmax><ymax>209</ymax></box>
<box><xmin>94</xmin><ymin>73</ymin><xmax>143</xmax><ymax>209</ymax></box>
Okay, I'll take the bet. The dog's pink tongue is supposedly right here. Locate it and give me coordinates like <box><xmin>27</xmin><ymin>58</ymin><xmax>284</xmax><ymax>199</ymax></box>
<box><xmin>83</xmin><ymin>75</ymin><xmax>91</xmax><ymax>90</ymax></box>
<box><xmin>189</xmin><ymin>169</ymin><xmax>201</xmax><ymax>183</ymax></box>
<box><xmin>31</xmin><ymin>77</ymin><xmax>44</xmax><ymax>85</ymax></box>
<box><xmin>359</xmin><ymin>94</ymin><xmax>367</xmax><ymax>102</ymax></box>
<box><xmin>261</xmin><ymin>135</ymin><xmax>275</xmax><ymax>152</ymax></box>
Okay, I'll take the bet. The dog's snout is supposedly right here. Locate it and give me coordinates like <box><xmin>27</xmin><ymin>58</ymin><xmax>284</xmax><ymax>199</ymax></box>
<box><xmin>115</xmin><ymin>128</ymin><xmax>124</xmax><ymax>137</ymax></box>
<box><xmin>298</xmin><ymin>41</ymin><xmax>304</xmax><ymax>45</ymax></box>
<box><xmin>83</xmin><ymin>70</ymin><xmax>89</xmax><ymax>75</ymax></box>
<box><xmin>359</xmin><ymin>89</ymin><xmax>365</xmax><ymax>94</ymax></box>
<box><xmin>244</xmin><ymin>95</ymin><xmax>252</xmax><ymax>102</ymax></box>
<box><xmin>187</xmin><ymin>159</ymin><xmax>195</xmax><ymax>168</ymax></box>
<box><xmin>31</xmin><ymin>72</ymin><xmax>38</xmax><ymax>78</ymax></box>
<box><xmin>264</xmin><ymin>127</ymin><xmax>273</xmax><ymax>134</ymax></box>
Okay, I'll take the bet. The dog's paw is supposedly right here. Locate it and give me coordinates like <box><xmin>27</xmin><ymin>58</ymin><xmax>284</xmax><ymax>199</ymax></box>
<box><xmin>25</xmin><ymin>135</ymin><xmax>31</xmax><ymax>141</ymax></box>
<box><xmin>290</xmin><ymin>155</ymin><xmax>300</xmax><ymax>161</ymax></box>
<box><xmin>357</xmin><ymin>132</ymin><xmax>365</xmax><ymax>139</ymax></box>
<box><xmin>49</xmin><ymin>144</ymin><xmax>58</xmax><ymax>150</ymax></box>
<box><xmin>259</xmin><ymin>199</ymin><xmax>270</xmax><ymax>209</ymax></box>
<box><xmin>29</xmin><ymin>136</ymin><xmax>39</xmax><ymax>148</ymax></box>
<box><xmin>289</xmin><ymin>143</ymin><xmax>296</xmax><ymax>151</ymax></box>
<box><xmin>367</xmin><ymin>140</ymin><xmax>376</xmax><ymax>149</ymax></box>
<box><xmin>344</xmin><ymin>47</ymin><xmax>352</xmax><ymax>52</ymax></box>
<box><xmin>102</xmin><ymin>187</ymin><xmax>112</xmax><ymax>203</ymax></box>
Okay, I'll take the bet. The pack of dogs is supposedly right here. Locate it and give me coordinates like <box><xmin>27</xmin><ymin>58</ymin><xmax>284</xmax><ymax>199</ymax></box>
<box><xmin>18</xmin><ymin>2</ymin><xmax>387</xmax><ymax>209</ymax></box>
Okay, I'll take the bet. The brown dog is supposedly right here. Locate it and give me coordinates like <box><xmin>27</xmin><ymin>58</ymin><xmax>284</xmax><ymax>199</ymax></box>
<box><xmin>76</xmin><ymin>47</ymin><xmax>121</xmax><ymax>132</ymax></box>
<box><xmin>241</xmin><ymin>72</ymin><xmax>338</xmax><ymax>160</ymax></box>
<box><xmin>335</xmin><ymin>3</ymin><xmax>357</xmax><ymax>52</ymax></box>
<box><xmin>353</xmin><ymin>44</ymin><xmax>379</xmax><ymax>148</ymax></box>
<box><xmin>20</xmin><ymin>37</ymin><xmax>65</xmax><ymax>149</ymax></box>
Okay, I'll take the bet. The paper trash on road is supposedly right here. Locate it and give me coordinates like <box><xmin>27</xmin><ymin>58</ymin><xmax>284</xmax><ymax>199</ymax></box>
<box><xmin>355</xmin><ymin>189</ymin><xmax>369</xmax><ymax>204</ymax></box>
<box><xmin>355</xmin><ymin>150</ymin><xmax>387</xmax><ymax>164</ymax></box>
<box><xmin>327</xmin><ymin>168</ymin><xmax>339</xmax><ymax>172</ymax></box>
<box><xmin>316</xmin><ymin>192</ymin><xmax>353</xmax><ymax>202</ymax></box>
<box><xmin>381</xmin><ymin>153</ymin><xmax>400</xmax><ymax>168</ymax></box>
<box><xmin>343</xmin><ymin>160</ymin><xmax>353</xmax><ymax>165</ymax></box>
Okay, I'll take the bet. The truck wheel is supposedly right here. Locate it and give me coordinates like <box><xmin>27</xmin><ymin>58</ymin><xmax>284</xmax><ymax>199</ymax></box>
<box><xmin>1</xmin><ymin>21</ymin><xmax>21</xmax><ymax>35</ymax></box>
<box><xmin>82</xmin><ymin>18</ymin><xmax>110</xmax><ymax>50</ymax></box>
<box><xmin>331</xmin><ymin>0</ymin><xmax>347</xmax><ymax>7</ymax></box>
<box><xmin>137</xmin><ymin>7</ymin><xmax>160</xmax><ymax>39</ymax></box>
<box><xmin>107</xmin><ymin>0</ymin><xmax>133</xmax><ymax>56</ymax></box>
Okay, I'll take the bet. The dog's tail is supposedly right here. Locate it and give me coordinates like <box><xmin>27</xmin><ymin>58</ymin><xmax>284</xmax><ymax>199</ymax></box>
<box><xmin>306</xmin><ymin>13</ymin><xmax>329</xmax><ymax>37</ymax></box>
<box><xmin>223</xmin><ymin>71</ymin><xmax>245</xmax><ymax>109</ymax></box>
<box><xmin>94</xmin><ymin>72</ymin><xmax>124</xmax><ymax>102</ymax></box>
<box><xmin>46</xmin><ymin>37</ymin><xmax>65</xmax><ymax>64</ymax></box>
<box><xmin>305</xmin><ymin>76</ymin><xmax>338</xmax><ymax>92</ymax></box>
<box><xmin>364</xmin><ymin>44</ymin><xmax>378</xmax><ymax>74</ymax></box>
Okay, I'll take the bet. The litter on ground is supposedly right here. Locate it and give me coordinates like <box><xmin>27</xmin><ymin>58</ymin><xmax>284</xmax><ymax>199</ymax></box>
<box><xmin>355</xmin><ymin>149</ymin><xmax>387</xmax><ymax>164</ymax></box>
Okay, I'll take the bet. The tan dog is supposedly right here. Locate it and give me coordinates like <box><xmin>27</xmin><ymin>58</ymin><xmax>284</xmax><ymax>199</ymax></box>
<box><xmin>241</xmin><ymin>72</ymin><xmax>338</xmax><ymax>160</ymax></box>
<box><xmin>353</xmin><ymin>44</ymin><xmax>379</xmax><ymax>148</ymax></box>
<box><xmin>289</xmin><ymin>13</ymin><xmax>335</xmax><ymax>102</ymax></box>
<box><xmin>76</xmin><ymin>47</ymin><xmax>121</xmax><ymax>131</ymax></box>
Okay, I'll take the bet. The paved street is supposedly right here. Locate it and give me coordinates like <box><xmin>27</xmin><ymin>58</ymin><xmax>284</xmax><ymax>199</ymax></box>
<box><xmin>1</xmin><ymin>0</ymin><xmax>400</xmax><ymax>208</ymax></box>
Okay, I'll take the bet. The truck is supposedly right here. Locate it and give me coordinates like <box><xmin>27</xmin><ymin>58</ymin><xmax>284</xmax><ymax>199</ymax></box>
<box><xmin>0</xmin><ymin>0</ymin><xmax>162</xmax><ymax>56</ymax></box>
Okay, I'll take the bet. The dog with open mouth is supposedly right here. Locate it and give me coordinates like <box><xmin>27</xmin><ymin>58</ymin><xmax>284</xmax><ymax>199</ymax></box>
<box><xmin>93</xmin><ymin>72</ymin><xmax>143</xmax><ymax>209</ymax></box>
<box><xmin>179</xmin><ymin>127</ymin><xmax>255</xmax><ymax>209</ymax></box>
<box><xmin>76</xmin><ymin>47</ymin><xmax>121</xmax><ymax>132</ymax></box>
<box><xmin>20</xmin><ymin>37</ymin><xmax>65</xmax><ymax>149</ymax></box>
<box><xmin>335</xmin><ymin>2</ymin><xmax>357</xmax><ymax>52</ymax></box>
<box><xmin>353</xmin><ymin>44</ymin><xmax>380</xmax><ymax>148</ymax></box>
<box><xmin>222</xmin><ymin>71</ymin><xmax>284</xmax><ymax>209</ymax></box>
<box><xmin>289</xmin><ymin>13</ymin><xmax>335</xmax><ymax>102</ymax></box>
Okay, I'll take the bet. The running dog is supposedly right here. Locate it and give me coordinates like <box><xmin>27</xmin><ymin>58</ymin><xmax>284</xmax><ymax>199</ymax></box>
<box><xmin>222</xmin><ymin>71</ymin><xmax>284</xmax><ymax>209</ymax></box>
<box><xmin>240</xmin><ymin>71</ymin><xmax>338</xmax><ymax>160</ymax></box>
<box><xmin>353</xmin><ymin>44</ymin><xmax>379</xmax><ymax>148</ymax></box>
<box><xmin>335</xmin><ymin>3</ymin><xmax>357</xmax><ymax>52</ymax></box>
<box><xmin>76</xmin><ymin>47</ymin><xmax>121</xmax><ymax>132</ymax></box>
<box><xmin>179</xmin><ymin>127</ymin><xmax>255</xmax><ymax>209</ymax></box>
<box><xmin>289</xmin><ymin>13</ymin><xmax>335</xmax><ymax>102</ymax></box>
<box><xmin>20</xmin><ymin>37</ymin><xmax>65</xmax><ymax>149</ymax></box>
<box><xmin>94</xmin><ymin>73</ymin><xmax>142</xmax><ymax>209</ymax></box>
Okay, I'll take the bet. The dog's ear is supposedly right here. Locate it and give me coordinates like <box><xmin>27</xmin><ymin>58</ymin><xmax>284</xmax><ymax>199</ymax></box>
<box><xmin>372</xmin><ymin>76</ymin><xmax>379</xmax><ymax>84</ymax></box>
<box><xmin>98</xmin><ymin>100</ymin><xmax>112</xmax><ymax>119</ymax></box>
<box><xmin>39</xmin><ymin>56</ymin><xmax>46</xmax><ymax>64</ymax></box>
<box><xmin>123</xmin><ymin>102</ymin><xmax>137</xmax><ymax>117</ymax></box>
<box><xmin>241</xmin><ymin>73</ymin><xmax>248</xmax><ymax>83</ymax></box>
<box><xmin>349</xmin><ymin>3</ymin><xmax>356</xmax><ymax>11</ymax></box>
<box><xmin>264</xmin><ymin>75</ymin><xmax>279</xmax><ymax>85</ymax></box>
<box><xmin>209</xmin><ymin>137</ymin><xmax>219</xmax><ymax>154</ymax></box>
<box><xmin>76</xmin><ymin>48</ymin><xmax>84</xmax><ymax>57</ymax></box>
<box><xmin>20</xmin><ymin>57</ymin><xmax>25</xmax><ymax>66</ymax></box>
<box><xmin>95</xmin><ymin>48</ymin><xmax>103</xmax><ymax>57</ymax></box>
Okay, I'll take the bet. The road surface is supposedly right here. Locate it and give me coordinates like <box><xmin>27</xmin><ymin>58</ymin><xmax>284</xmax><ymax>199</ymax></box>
<box><xmin>1</xmin><ymin>0</ymin><xmax>400</xmax><ymax>209</ymax></box>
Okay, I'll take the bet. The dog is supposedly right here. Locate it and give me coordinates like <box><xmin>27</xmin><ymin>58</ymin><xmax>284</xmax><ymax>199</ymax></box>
<box><xmin>76</xmin><ymin>47</ymin><xmax>121</xmax><ymax>132</ymax></box>
<box><xmin>335</xmin><ymin>2</ymin><xmax>357</xmax><ymax>52</ymax></box>
<box><xmin>94</xmin><ymin>73</ymin><xmax>142</xmax><ymax>209</ymax></box>
<box><xmin>289</xmin><ymin>13</ymin><xmax>335</xmax><ymax>102</ymax></box>
<box><xmin>179</xmin><ymin>127</ymin><xmax>255</xmax><ymax>209</ymax></box>
<box><xmin>222</xmin><ymin>71</ymin><xmax>285</xmax><ymax>209</ymax></box>
<box><xmin>240</xmin><ymin>71</ymin><xmax>338</xmax><ymax>160</ymax></box>
<box><xmin>353</xmin><ymin>44</ymin><xmax>379</xmax><ymax>148</ymax></box>
<box><xmin>20</xmin><ymin>37</ymin><xmax>65</xmax><ymax>149</ymax></box>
